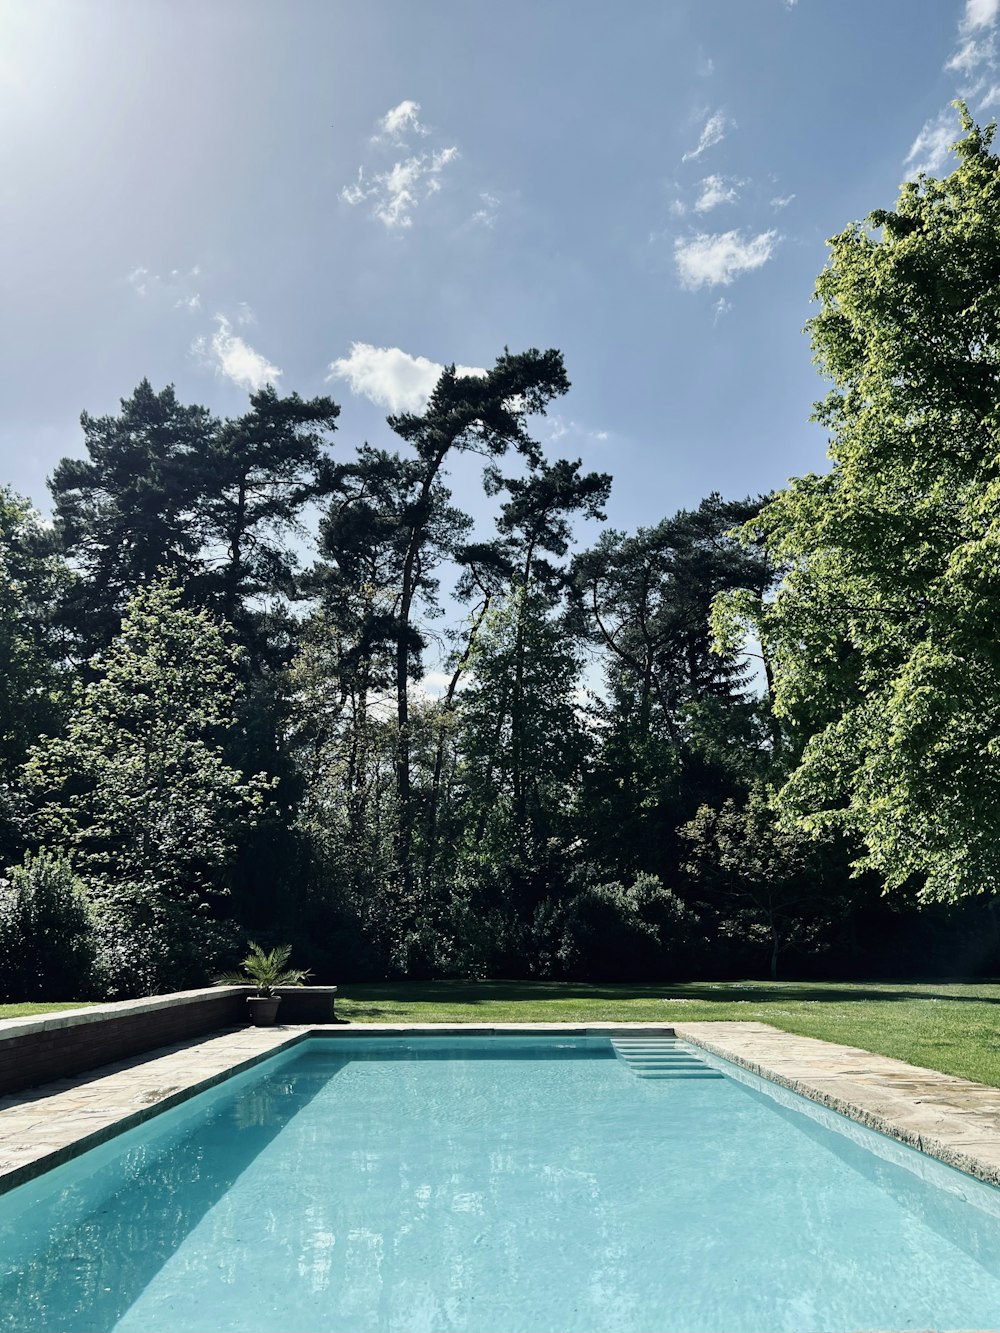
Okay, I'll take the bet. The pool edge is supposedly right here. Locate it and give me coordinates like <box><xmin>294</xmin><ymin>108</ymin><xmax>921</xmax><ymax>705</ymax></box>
<box><xmin>675</xmin><ymin>1020</ymin><xmax>1000</xmax><ymax>1192</ymax></box>
<box><xmin>6</xmin><ymin>1018</ymin><xmax>1000</xmax><ymax>1200</ymax></box>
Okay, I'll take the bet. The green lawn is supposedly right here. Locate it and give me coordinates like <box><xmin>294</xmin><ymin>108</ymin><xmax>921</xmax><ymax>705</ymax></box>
<box><xmin>337</xmin><ymin>979</ymin><xmax>1000</xmax><ymax>1088</ymax></box>
<box><xmin>0</xmin><ymin>1001</ymin><xmax>99</xmax><ymax>1020</ymax></box>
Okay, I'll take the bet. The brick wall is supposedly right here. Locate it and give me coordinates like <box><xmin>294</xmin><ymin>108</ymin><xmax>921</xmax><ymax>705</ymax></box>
<box><xmin>0</xmin><ymin>988</ymin><xmax>248</xmax><ymax>1097</ymax></box>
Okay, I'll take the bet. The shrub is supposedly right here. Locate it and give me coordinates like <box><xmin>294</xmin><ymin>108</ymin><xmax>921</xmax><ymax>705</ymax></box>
<box><xmin>88</xmin><ymin>876</ymin><xmax>242</xmax><ymax>998</ymax></box>
<box><xmin>0</xmin><ymin>850</ymin><xmax>96</xmax><ymax>1000</ymax></box>
<box><xmin>539</xmin><ymin>872</ymin><xmax>703</xmax><ymax>981</ymax></box>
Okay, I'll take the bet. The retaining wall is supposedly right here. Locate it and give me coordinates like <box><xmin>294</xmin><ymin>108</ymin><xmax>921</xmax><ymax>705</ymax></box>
<box><xmin>0</xmin><ymin>985</ymin><xmax>337</xmax><ymax>1097</ymax></box>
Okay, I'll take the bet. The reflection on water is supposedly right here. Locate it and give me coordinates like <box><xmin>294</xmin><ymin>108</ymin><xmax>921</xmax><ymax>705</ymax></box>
<box><xmin>0</xmin><ymin>1063</ymin><xmax>339</xmax><ymax>1331</ymax></box>
<box><xmin>1</xmin><ymin>1038</ymin><xmax>1000</xmax><ymax>1332</ymax></box>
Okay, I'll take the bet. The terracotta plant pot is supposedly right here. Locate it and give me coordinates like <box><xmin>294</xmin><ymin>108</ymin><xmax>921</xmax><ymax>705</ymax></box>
<box><xmin>247</xmin><ymin>995</ymin><xmax>282</xmax><ymax>1026</ymax></box>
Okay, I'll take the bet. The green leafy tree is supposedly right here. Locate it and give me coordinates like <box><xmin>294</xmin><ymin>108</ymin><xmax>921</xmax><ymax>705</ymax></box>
<box><xmin>715</xmin><ymin>108</ymin><xmax>1000</xmax><ymax>902</ymax></box>
<box><xmin>681</xmin><ymin>789</ymin><xmax>849</xmax><ymax>979</ymax></box>
<box><xmin>452</xmin><ymin>584</ymin><xmax>588</xmax><ymax>951</ymax></box>
<box><xmin>0</xmin><ymin>488</ymin><xmax>73</xmax><ymax>859</ymax></box>
<box><xmin>23</xmin><ymin>579</ymin><xmax>273</xmax><ymax>995</ymax></box>
<box><xmin>0</xmin><ymin>850</ymin><xmax>95</xmax><ymax>1001</ymax></box>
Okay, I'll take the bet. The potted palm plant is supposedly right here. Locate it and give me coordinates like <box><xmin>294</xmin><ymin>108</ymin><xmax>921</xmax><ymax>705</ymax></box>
<box><xmin>217</xmin><ymin>942</ymin><xmax>313</xmax><ymax>1026</ymax></box>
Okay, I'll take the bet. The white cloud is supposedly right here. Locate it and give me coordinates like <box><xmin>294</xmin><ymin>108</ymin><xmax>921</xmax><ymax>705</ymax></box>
<box><xmin>327</xmin><ymin>342</ymin><xmax>486</xmax><ymax>414</ymax></box>
<box><xmin>669</xmin><ymin>199</ymin><xmax>687</xmax><ymax>217</ymax></box>
<box><xmin>944</xmin><ymin>1</ymin><xmax>999</xmax><ymax>77</ymax></box>
<box><xmin>343</xmin><ymin>101</ymin><xmax>462</xmax><ymax>229</ymax></box>
<box><xmin>674</xmin><ymin>229</ymin><xmax>778</xmax><ymax>289</ymax></box>
<box><xmin>127</xmin><ymin>264</ymin><xmax>200</xmax><ymax>310</ymax></box>
<box><xmin>713</xmin><ymin>297</ymin><xmax>732</xmax><ymax>323</ymax></box>
<box><xmin>471</xmin><ymin>191</ymin><xmax>500</xmax><ymax>228</ymax></box>
<box><xmin>962</xmin><ymin>0</ymin><xmax>1000</xmax><ymax>32</ymax></box>
<box><xmin>342</xmin><ymin>147</ymin><xmax>459</xmax><ymax>229</ymax></box>
<box><xmin>375</xmin><ymin>99</ymin><xmax>427</xmax><ymax>142</ymax></box>
<box><xmin>545</xmin><ymin>415</ymin><xmax>610</xmax><ymax>446</ymax></box>
<box><xmin>945</xmin><ymin>34</ymin><xmax>995</xmax><ymax>72</ymax></box>
<box><xmin>682</xmin><ymin>110</ymin><xmax>731</xmax><ymax>162</ymax></box>
<box><xmin>980</xmin><ymin>82</ymin><xmax>1000</xmax><ymax>106</ymax></box>
<box><xmin>193</xmin><ymin>315</ymin><xmax>282</xmax><ymax>392</ymax></box>
<box><xmin>770</xmin><ymin>193</ymin><xmax>796</xmax><ymax>209</ymax></box>
<box><xmin>905</xmin><ymin>110</ymin><xmax>958</xmax><ymax>176</ymax></box>
<box><xmin>694</xmin><ymin>174</ymin><xmax>739</xmax><ymax>212</ymax></box>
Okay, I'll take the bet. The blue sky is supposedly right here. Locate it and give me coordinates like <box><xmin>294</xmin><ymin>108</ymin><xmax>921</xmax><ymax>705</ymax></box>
<box><xmin>0</xmin><ymin>0</ymin><xmax>994</xmax><ymax>539</ymax></box>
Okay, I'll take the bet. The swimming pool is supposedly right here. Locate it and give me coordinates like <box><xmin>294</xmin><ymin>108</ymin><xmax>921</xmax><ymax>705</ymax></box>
<box><xmin>1</xmin><ymin>1033</ymin><xmax>1000</xmax><ymax>1332</ymax></box>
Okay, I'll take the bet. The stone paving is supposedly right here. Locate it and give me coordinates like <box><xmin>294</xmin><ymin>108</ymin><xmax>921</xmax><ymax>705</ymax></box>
<box><xmin>0</xmin><ymin>1024</ymin><xmax>307</xmax><ymax>1194</ymax></box>
<box><xmin>5</xmin><ymin>1017</ymin><xmax>1000</xmax><ymax>1203</ymax></box>
<box><xmin>675</xmin><ymin>1019</ymin><xmax>1000</xmax><ymax>1189</ymax></box>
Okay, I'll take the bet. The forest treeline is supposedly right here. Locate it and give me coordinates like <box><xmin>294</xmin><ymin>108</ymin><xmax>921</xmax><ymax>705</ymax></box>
<box><xmin>4</xmin><ymin>111</ymin><xmax>1000</xmax><ymax>999</ymax></box>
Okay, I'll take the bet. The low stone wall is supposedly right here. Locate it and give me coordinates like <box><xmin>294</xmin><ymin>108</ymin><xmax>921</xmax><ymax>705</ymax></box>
<box><xmin>0</xmin><ymin>987</ymin><xmax>248</xmax><ymax>1097</ymax></box>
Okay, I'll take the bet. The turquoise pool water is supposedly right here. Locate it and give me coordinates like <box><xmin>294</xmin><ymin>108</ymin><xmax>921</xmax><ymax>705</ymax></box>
<box><xmin>2</xmin><ymin>1035</ymin><xmax>1000</xmax><ymax>1332</ymax></box>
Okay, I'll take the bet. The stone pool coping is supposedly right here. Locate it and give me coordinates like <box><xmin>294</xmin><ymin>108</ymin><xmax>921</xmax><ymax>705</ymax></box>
<box><xmin>4</xmin><ymin>1018</ymin><xmax>1000</xmax><ymax>1200</ymax></box>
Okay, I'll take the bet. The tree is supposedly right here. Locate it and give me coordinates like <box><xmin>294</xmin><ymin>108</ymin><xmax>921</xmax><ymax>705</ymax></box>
<box><xmin>718</xmin><ymin>108</ymin><xmax>1000</xmax><ymax>902</ymax></box>
<box><xmin>50</xmin><ymin>380</ymin><xmax>340</xmax><ymax>664</ymax></box>
<box><xmin>453</xmin><ymin>584</ymin><xmax>588</xmax><ymax>938</ymax></box>
<box><xmin>23</xmin><ymin>579</ymin><xmax>272</xmax><ymax>994</ymax></box>
<box><xmin>382</xmin><ymin>349</ymin><xmax>570</xmax><ymax>898</ymax></box>
<box><xmin>574</xmin><ymin>494</ymin><xmax>773</xmax><ymax>880</ymax></box>
<box><xmin>195</xmin><ymin>385</ymin><xmax>340</xmax><ymax>662</ymax></box>
<box><xmin>50</xmin><ymin>381</ymin><xmax>213</xmax><ymax>649</ymax></box>
<box><xmin>0</xmin><ymin>851</ymin><xmax>95</xmax><ymax>1001</ymax></box>
<box><xmin>425</xmin><ymin>457</ymin><xmax>611</xmax><ymax>850</ymax></box>
<box><xmin>0</xmin><ymin>488</ymin><xmax>72</xmax><ymax>859</ymax></box>
<box><xmin>681</xmin><ymin>790</ymin><xmax>849</xmax><ymax>979</ymax></box>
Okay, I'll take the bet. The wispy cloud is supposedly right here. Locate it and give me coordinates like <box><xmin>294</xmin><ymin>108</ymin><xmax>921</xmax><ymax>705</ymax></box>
<box><xmin>713</xmin><ymin>297</ymin><xmax>732</xmax><ymax>324</ymax></box>
<box><xmin>471</xmin><ymin>191</ymin><xmax>500</xmax><ymax>228</ymax></box>
<box><xmin>682</xmin><ymin>111</ymin><xmax>731</xmax><ymax>162</ymax></box>
<box><xmin>674</xmin><ymin>230</ymin><xmax>778</xmax><ymax>289</ymax></box>
<box><xmin>946</xmin><ymin>34</ymin><xmax>996</xmax><ymax>72</ymax></box>
<box><xmin>694</xmin><ymin>174</ymin><xmax>740</xmax><ymax>212</ymax></box>
<box><xmin>192</xmin><ymin>315</ymin><xmax>281</xmax><ymax>392</ymax></box>
<box><xmin>770</xmin><ymin>193</ymin><xmax>796</xmax><ymax>210</ymax></box>
<box><xmin>943</xmin><ymin>0</ymin><xmax>999</xmax><ymax>76</ymax></box>
<box><xmin>905</xmin><ymin>110</ymin><xmax>958</xmax><ymax>176</ymax></box>
<box><xmin>905</xmin><ymin>0</ymin><xmax>998</xmax><ymax>176</ymax></box>
<box><xmin>546</xmin><ymin>415</ymin><xmax>610</xmax><ymax>445</ymax></box>
<box><xmin>342</xmin><ymin>101</ymin><xmax>460</xmax><ymax>230</ymax></box>
<box><xmin>328</xmin><ymin>342</ymin><xmax>486</xmax><ymax>414</ymax></box>
<box><xmin>127</xmin><ymin>264</ymin><xmax>201</xmax><ymax>309</ymax></box>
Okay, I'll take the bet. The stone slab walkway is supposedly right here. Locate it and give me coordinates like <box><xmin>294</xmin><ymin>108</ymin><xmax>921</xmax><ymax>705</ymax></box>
<box><xmin>0</xmin><ymin>1024</ymin><xmax>307</xmax><ymax>1195</ymax></box>
<box><xmin>675</xmin><ymin>1020</ymin><xmax>1000</xmax><ymax>1189</ymax></box>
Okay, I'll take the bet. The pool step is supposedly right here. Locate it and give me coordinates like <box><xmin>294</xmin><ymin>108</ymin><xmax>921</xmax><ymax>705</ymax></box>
<box><xmin>610</xmin><ymin>1036</ymin><xmax>724</xmax><ymax>1080</ymax></box>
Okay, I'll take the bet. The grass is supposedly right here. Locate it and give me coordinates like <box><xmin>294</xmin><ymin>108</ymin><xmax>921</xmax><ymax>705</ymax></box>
<box><xmin>337</xmin><ymin>979</ymin><xmax>1000</xmax><ymax>1088</ymax></box>
<box><xmin>0</xmin><ymin>1001</ymin><xmax>99</xmax><ymax>1020</ymax></box>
